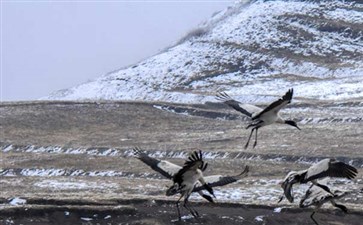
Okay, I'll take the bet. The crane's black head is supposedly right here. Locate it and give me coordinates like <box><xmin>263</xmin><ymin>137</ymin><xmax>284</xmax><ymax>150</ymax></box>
<box><xmin>280</xmin><ymin>171</ymin><xmax>302</xmax><ymax>203</ymax></box>
<box><xmin>283</xmin><ymin>171</ymin><xmax>302</xmax><ymax>184</ymax></box>
<box><xmin>335</xmin><ymin>204</ymin><xmax>348</xmax><ymax>213</ymax></box>
<box><xmin>285</xmin><ymin>120</ymin><xmax>301</xmax><ymax>130</ymax></box>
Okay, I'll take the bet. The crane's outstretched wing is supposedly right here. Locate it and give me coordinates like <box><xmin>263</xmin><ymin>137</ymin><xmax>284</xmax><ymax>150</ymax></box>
<box><xmin>305</xmin><ymin>159</ymin><xmax>358</xmax><ymax>182</ymax></box>
<box><xmin>185</xmin><ymin>150</ymin><xmax>208</xmax><ymax>172</ymax></box>
<box><xmin>252</xmin><ymin>89</ymin><xmax>293</xmax><ymax>120</ymax></box>
<box><xmin>280</xmin><ymin>159</ymin><xmax>357</xmax><ymax>203</ymax></box>
<box><xmin>299</xmin><ymin>183</ymin><xmax>332</xmax><ymax>208</ymax></box>
<box><xmin>133</xmin><ymin>147</ymin><xmax>180</xmax><ymax>179</ymax></box>
<box><xmin>216</xmin><ymin>92</ymin><xmax>262</xmax><ymax>117</ymax></box>
<box><xmin>193</xmin><ymin>165</ymin><xmax>249</xmax><ymax>192</ymax></box>
<box><xmin>175</xmin><ymin>150</ymin><xmax>206</xmax><ymax>179</ymax></box>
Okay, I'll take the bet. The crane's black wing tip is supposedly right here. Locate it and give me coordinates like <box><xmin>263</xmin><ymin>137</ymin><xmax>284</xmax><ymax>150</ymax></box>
<box><xmin>215</xmin><ymin>91</ymin><xmax>231</xmax><ymax>101</ymax></box>
<box><xmin>236</xmin><ymin>165</ymin><xmax>249</xmax><ymax>177</ymax></box>
<box><xmin>284</xmin><ymin>88</ymin><xmax>294</xmax><ymax>101</ymax></box>
<box><xmin>243</xmin><ymin>165</ymin><xmax>249</xmax><ymax>173</ymax></box>
<box><xmin>132</xmin><ymin>146</ymin><xmax>144</xmax><ymax>156</ymax></box>
<box><xmin>201</xmin><ymin>194</ymin><xmax>214</xmax><ymax>203</ymax></box>
<box><xmin>185</xmin><ymin>150</ymin><xmax>205</xmax><ymax>169</ymax></box>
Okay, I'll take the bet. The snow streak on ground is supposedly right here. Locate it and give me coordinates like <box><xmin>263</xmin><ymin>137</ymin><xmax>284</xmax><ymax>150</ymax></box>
<box><xmin>43</xmin><ymin>0</ymin><xmax>363</xmax><ymax>104</ymax></box>
<box><xmin>33</xmin><ymin>180</ymin><xmax>119</xmax><ymax>190</ymax></box>
<box><xmin>1</xmin><ymin>173</ymin><xmax>361</xmax><ymax>207</ymax></box>
<box><xmin>1</xmin><ymin>144</ymin><xmax>362</xmax><ymax>206</ymax></box>
<box><xmin>8</xmin><ymin>197</ymin><xmax>26</xmax><ymax>206</ymax></box>
<box><xmin>2</xmin><ymin>144</ymin><xmax>363</xmax><ymax>168</ymax></box>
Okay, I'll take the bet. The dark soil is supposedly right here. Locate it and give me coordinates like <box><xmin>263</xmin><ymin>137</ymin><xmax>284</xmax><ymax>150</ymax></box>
<box><xmin>1</xmin><ymin>199</ymin><xmax>362</xmax><ymax>225</ymax></box>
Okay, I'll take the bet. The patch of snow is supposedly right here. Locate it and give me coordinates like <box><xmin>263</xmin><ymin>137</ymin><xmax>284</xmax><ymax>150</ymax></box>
<box><xmin>0</xmin><ymin>169</ymin><xmax>17</xmax><ymax>177</ymax></box>
<box><xmin>254</xmin><ymin>215</ymin><xmax>264</xmax><ymax>222</ymax></box>
<box><xmin>273</xmin><ymin>207</ymin><xmax>282</xmax><ymax>213</ymax></box>
<box><xmin>34</xmin><ymin>179</ymin><xmax>118</xmax><ymax>190</ymax></box>
<box><xmin>21</xmin><ymin>168</ymin><xmax>65</xmax><ymax>177</ymax></box>
<box><xmin>3</xmin><ymin>145</ymin><xmax>13</xmax><ymax>152</ymax></box>
<box><xmin>237</xmin><ymin>216</ymin><xmax>245</xmax><ymax>221</ymax></box>
<box><xmin>5</xmin><ymin>219</ymin><xmax>15</xmax><ymax>224</ymax></box>
<box><xmin>104</xmin><ymin>215</ymin><xmax>111</xmax><ymax>219</ymax></box>
<box><xmin>171</xmin><ymin>214</ymin><xmax>195</xmax><ymax>222</ymax></box>
<box><xmin>9</xmin><ymin>197</ymin><xmax>26</xmax><ymax>205</ymax></box>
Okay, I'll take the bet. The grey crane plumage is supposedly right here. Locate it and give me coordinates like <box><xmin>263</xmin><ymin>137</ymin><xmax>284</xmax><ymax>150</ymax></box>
<box><xmin>279</xmin><ymin>158</ymin><xmax>358</xmax><ymax>203</ymax></box>
<box><xmin>299</xmin><ymin>179</ymin><xmax>349</xmax><ymax>225</ymax></box>
<box><xmin>216</xmin><ymin>89</ymin><xmax>300</xmax><ymax>149</ymax></box>
<box><xmin>133</xmin><ymin>147</ymin><xmax>248</xmax><ymax>201</ymax></box>
<box><xmin>167</xmin><ymin>150</ymin><xmax>214</xmax><ymax>220</ymax></box>
<box><xmin>133</xmin><ymin>147</ymin><xmax>249</xmax><ymax>220</ymax></box>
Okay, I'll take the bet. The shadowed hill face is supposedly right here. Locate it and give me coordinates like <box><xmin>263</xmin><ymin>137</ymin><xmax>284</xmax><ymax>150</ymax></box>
<box><xmin>44</xmin><ymin>0</ymin><xmax>363</xmax><ymax>103</ymax></box>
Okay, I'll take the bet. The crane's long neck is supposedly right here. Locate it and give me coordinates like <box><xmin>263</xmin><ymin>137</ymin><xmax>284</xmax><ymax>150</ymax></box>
<box><xmin>331</xmin><ymin>200</ymin><xmax>348</xmax><ymax>213</ymax></box>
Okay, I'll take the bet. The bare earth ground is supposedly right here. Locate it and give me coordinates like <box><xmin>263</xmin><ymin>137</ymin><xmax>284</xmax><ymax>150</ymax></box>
<box><xmin>0</xmin><ymin>100</ymin><xmax>362</xmax><ymax>224</ymax></box>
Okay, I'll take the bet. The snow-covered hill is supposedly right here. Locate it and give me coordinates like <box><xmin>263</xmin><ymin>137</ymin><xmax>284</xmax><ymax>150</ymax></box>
<box><xmin>44</xmin><ymin>0</ymin><xmax>363</xmax><ymax>104</ymax></box>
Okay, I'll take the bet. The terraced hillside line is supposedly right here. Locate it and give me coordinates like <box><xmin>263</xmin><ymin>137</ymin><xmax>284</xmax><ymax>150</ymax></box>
<box><xmin>2</xmin><ymin>143</ymin><xmax>363</xmax><ymax>168</ymax></box>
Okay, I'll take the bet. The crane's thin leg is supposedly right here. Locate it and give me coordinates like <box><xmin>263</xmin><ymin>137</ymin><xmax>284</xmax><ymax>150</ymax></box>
<box><xmin>176</xmin><ymin>195</ymin><xmax>183</xmax><ymax>221</ymax></box>
<box><xmin>310</xmin><ymin>211</ymin><xmax>319</xmax><ymax>225</ymax></box>
<box><xmin>183</xmin><ymin>195</ymin><xmax>199</xmax><ymax>219</ymax></box>
<box><xmin>253</xmin><ymin>128</ymin><xmax>258</xmax><ymax>148</ymax></box>
<box><xmin>244</xmin><ymin>128</ymin><xmax>255</xmax><ymax>149</ymax></box>
<box><xmin>314</xmin><ymin>182</ymin><xmax>334</xmax><ymax>195</ymax></box>
<box><xmin>184</xmin><ymin>203</ymin><xmax>198</xmax><ymax>218</ymax></box>
<box><xmin>189</xmin><ymin>203</ymin><xmax>199</xmax><ymax>218</ymax></box>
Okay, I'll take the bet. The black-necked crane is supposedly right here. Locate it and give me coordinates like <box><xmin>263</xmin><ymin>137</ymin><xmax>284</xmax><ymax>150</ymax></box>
<box><xmin>279</xmin><ymin>158</ymin><xmax>357</xmax><ymax>203</ymax></box>
<box><xmin>299</xmin><ymin>179</ymin><xmax>349</xmax><ymax>225</ymax></box>
<box><xmin>167</xmin><ymin>150</ymin><xmax>214</xmax><ymax>220</ymax></box>
<box><xmin>133</xmin><ymin>147</ymin><xmax>249</xmax><ymax>203</ymax></box>
<box><xmin>216</xmin><ymin>89</ymin><xmax>300</xmax><ymax>149</ymax></box>
<box><xmin>133</xmin><ymin>147</ymin><xmax>248</xmax><ymax>219</ymax></box>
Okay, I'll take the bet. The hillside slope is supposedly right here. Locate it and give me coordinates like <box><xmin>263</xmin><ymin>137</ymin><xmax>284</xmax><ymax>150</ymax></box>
<box><xmin>44</xmin><ymin>0</ymin><xmax>363</xmax><ymax>103</ymax></box>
